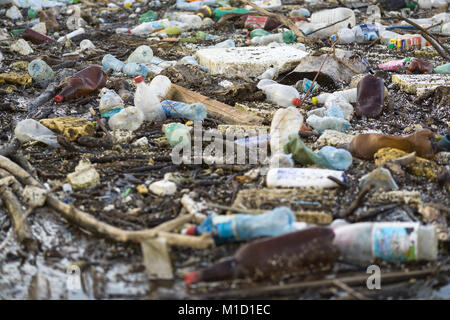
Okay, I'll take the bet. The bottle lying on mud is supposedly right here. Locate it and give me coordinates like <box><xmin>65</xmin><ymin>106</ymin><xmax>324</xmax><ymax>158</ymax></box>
<box><xmin>22</xmin><ymin>28</ymin><xmax>57</xmax><ymax>44</ymax></box>
<box><xmin>54</xmin><ymin>65</ymin><xmax>107</xmax><ymax>102</ymax></box>
<box><xmin>183</xmin><ymin>207</ymin><xmax>299</xmax><ymax>244</ymax></box>
<box><xmin>348</xmin><ymin>129</ymin><xmax>437</xmax><ymax>160</ymax></box>
<box><xmin>185</xmin><ymin>227</ymin><xmax>339</xmax><ymax>285</ymax></box>
<box><xmin>356</xmin><ymin>74</ymin><xmax>384</xmax><ymax>118</ymax></box>
<box><xmin>332</xmin><ymin>222</ymin><xmax>438</xmax><ymax>263</ymax></box>
<box><xmin>161</xmin><ymin>100</ymin><xmax>207</xmax><ymax>122</ymax></box>
<box><xmin>266</xmin><ymin>168</ymin><xmax>346</xmax><ymax>188</ymax></box>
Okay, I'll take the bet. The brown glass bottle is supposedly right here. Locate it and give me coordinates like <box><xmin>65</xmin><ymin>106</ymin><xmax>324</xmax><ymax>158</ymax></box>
<box><xmin>39</xmin><ymin>10</ymin><xmax>59</xmax><ymax>32</ymax></box>
<box><xmin>405</xmin><ymin>58</ymin><xmax>433</xmax><ymax>74</ymax></box>
<box><xmin>185</xmin><ymin>227</ymin><xmax>339</xmax><ymax>285</ymax></box>
<box><xmin>195</xmin><ymin>5</ymin><xmax>213</xmax><ymax>19</ymax></box>
<box><xmin>54</xmin><ymin>65</ymin><xmax>107</xmax><ymax>103</ymax></box>
<box><xmin>356</xmin><ymin>75</ymin><xmax>384</xmax><ymax>118</ymax></box>
<box><xmin>234</xmin><ymin>15</ymin><xmax>281</xmax><ymax>31</ymax></box>
<box><xmin>22</xmin><ymin>28</ymin><xmax>57</xmax><ymax>45</ymax></box>
<box><xmin>348</xmin><ymin>129</ymin><xmax>437</xmax><ymax>160</ymax></box>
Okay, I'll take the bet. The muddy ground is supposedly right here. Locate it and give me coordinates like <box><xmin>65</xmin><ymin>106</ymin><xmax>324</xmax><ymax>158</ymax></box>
<box><xmin>0</xmin><ymin>0</ymin><xmax>449</xmax><ymax>299</ymax></box>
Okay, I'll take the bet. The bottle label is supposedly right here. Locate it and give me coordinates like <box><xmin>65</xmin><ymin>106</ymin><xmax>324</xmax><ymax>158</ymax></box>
<box><xmin>161</xmin><ymin>100</ymin><xmax>183</xmax><ymax>117</ymax></box>
<box><xmin>212</xmin><ymin>215</ymin><xmax>239</xmax><ymax>240</ymax></box>
<box><xmin>100</xmin><ymin>107</ymin><xmax>123</xmax><ymax>119</ymax></box>
<box><xmin>377</xmin><ymin>59</ymin><xmax>405</xmax><ymax>71</ymax></box>
<box><xmin>359</xmin><ymin>24</ymin><xmax>379</xmax><ymax>41</ymax></box>
<box><xmin>244</xmin><ymin>16</ymin><xmax>268</xmax><ymax>30</ymax></box>
<box><xmin>372</xmin><ymin>225</ymin><xmax>418</xmax><ymax>262</ymax></box>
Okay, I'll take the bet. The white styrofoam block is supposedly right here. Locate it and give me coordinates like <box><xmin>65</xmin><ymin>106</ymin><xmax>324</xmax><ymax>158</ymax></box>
<box><xmin>196</xmin><ymin>46</ymin><xmax>309</xmax><ymax>78</ymax></box>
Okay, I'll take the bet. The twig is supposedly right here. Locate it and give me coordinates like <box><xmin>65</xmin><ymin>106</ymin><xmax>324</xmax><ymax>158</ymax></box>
<box><xmin>332</xmin><ymin>52</ymin><xmax>363</xmax><ymax>74</ymax></box>
<box><xmin>333</xmin><ymin>279</ymin><xmax>371</xmax><ymax>300</ymax></box>
<box><xmin>341</xmin><ymin>184</ymin><xmax>374</xmax><ymax>217</ymax></box>
<box><xmin>327</xmin><ymin>175</ymin><xmax>349</xmax><ymax>189</ymax></box>
<box><xmin>0</xmin><ymin>206</ymin><xmax>36</xmax><ymax>252</ymax></box>
<box><xmin>306</xmin><ymin>16</ymin><xmax>351</xmax><ymax>36</ymax></box>
<box><xmin>89</xmin><ymin>107</ymin><xmax>114</xmax><ymax>142</ymax></box>
<box><xmin>240</xmin><ymin>0</ymin><xmax>312</xmax><ymax>44</ymax></box>
<box><xmin>391</xmin><ymin>14</ymin><xmax>450</xmax><ymax>60</ymax></box>
<box><xmin>352</xmin><ymin>203</ymin><xmax>399</xmax><ymax>222</ymax></box>
<box><xmin>368</xmin><ymin>36</ymin><xmax>381</xmax><ymax>48</ymax></box>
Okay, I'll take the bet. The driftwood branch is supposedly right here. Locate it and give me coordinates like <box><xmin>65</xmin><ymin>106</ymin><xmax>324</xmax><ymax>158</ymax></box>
<box><xmin>240</xmin><ymin>0</ymin><xmax>312</xmax><ymax>44</ymax></box>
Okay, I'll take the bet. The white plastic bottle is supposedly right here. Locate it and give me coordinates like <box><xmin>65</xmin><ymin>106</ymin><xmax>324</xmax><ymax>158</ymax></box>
<box><xmin>258</xmin><ymin>79</ymin><xmax>301</xmax><ymax>107</ymax></box>
<box><xmin>332</xmin><ymin>222</ymin><xmax>438</xmax><ymax>263</ymax></box>
<box><xmin>270</xmin><ymin>106</ymin><xmax>303</xmax><ymax>155</ymax></box>
<box><xmin>127</xmin><ymin>45</ymin><xmax>153</xmax><ymax>64</ymax></box>
<box><xmin>108</xmin><ymin>107</ymin><xmax>144</xmax><ymax>132</ymax></box>
<box><xmin>134</xmin><ymin>76</ymin><xmax>166</xmax><ymax>122</ymax></box>
<box><xmin>175</xmin><ymin>14</ymin><xmax>202</xmax><ymax>29</ymax></box>
<box><xmin>336</xmin><ymin>28</ymin><xmax>356</xmax><ymax>44</ymax></box>
<box><xmin>148</xmin><ymin>75</ymin><xmax>172</xmax><ymax>101</ymax></box>
<box><xmin>310</xmin><ymin>8</ymin><xmax>356</xmax><ymax>35</ymax></box>
<box><xmin>250</xmin><ymin>33</ymin><xmax>287</xmax><ymax>45</ymax></box>
<box><xmin>130</xmin><ymin>19</ymin><xmax>170</xmax><ymax>35</ymax></box>
<box><xmin>266</xmin><ymin>168</ymin><xmax>346</xmax><ymax>188</ymax></box>
<box><xmin>259</xmin><ymin>67</ymin><xmax>279</xmax><ymax>80</ymax></box>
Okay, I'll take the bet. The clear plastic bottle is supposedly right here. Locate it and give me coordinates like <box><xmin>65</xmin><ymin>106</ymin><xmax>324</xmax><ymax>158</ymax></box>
<box><xmin>353</xmin><ymin>23</ymin><xmax>383</xmax><ymax>42</ymax></box>
<box><xmin>318</xmin><ymin>146</ymin><xmax>353</xmax><ymax>170</ymax></box>
<box><xmin>250</xmin><ymin>30</ymin><xmax>296</xmax><ymax>45</ymax></box>
<box><xmin>126</xmin><ymin>45</ymin><xmax>153</xmax><ymax>64</ymax></box>
<box><xmin>366</xmin><ymin>5</ymin><xmax>381</xmax><ymax>23</ymax></box>
<box><xmin>148</xmin><ymin>75</ymin><xmax>172</xmax><ymax>101</ymax></box>
<box><xmin>6</xmin><ymin>5</ymin><xmax>23</xmax><ymax>20</ymax></box>
<box><xmin>175</xmin><ymin>0</ymin><xmax>216</xmax><ymax>11</ymax></box>
<box><xmin>164</xmin><ymin>122</ymin><xmax>191</xmax><ymax>147</ymax></box>
<box><xmin>123</xmin><ymin>62</ymin><xmax>149</xmax><ymax>77</ymax></box>
<box><xmin>290</xmin><ymin>8</ymin><xmax>310</xmax><ymax>18</ymax></box>
<box><xmin>28</xmin><ymin>59</ymin><xmax>55</xmax><ymax>84</ymax></box>
<box><xmin>57</xmin><ymin>27</ymin><xmax>85</xmax><ymax>42</ymax></box>
<box><xmin>130</xmin><ymin>19</ymin><xmax>170</xmax><ymax>35</ymax></box>
<box><xmin>133</xmin><ymin>75</ymin><xmax>166</xmax><ymax>121</ymax></box>
<box><xmin>214</xmin><ymin>39</ymin><xmax>235</xmax><ymax>48</ymax></box>
<box><xmin>270</xmin><ymin>107</ymin><xmax>303</xmax><ymax>155</ymax></box>
<box><xmin>306</xmin><ymin>115</ymin><xmax>351</xmax><ymax>133</ymax></box>
<box><xmin>332</xmin><ymin>222</ymin><xmax>438</xmax><ymax>263</ymax></box>
<box><xmin>15</xmin><ymin>119</ymin><xmax>59</xmax><ymax>147</ymax></box>
<box><xmin>99</xmin><ymin>88</ymin><xmax>124</xmax><ymax>118</ymax></box>
<box><xmin>335</xmin><ymin>28</ymin><xmax>356</xmax><ymax>44</ymax></box>
<box><xmin>184</xmin><ymin>207</ymin><xmax>298</xmax><ymax>244</ymax></box>
<box><xmin>108</xmin><ymin>107</ymin><xmax>144</xmax><ymax>132</ymax></box>
<box><xmin>310</xmin><ymin>8</ymin><xmax>356</xmax><ymax>35</ymax></box>
<box><xmin>161</xmin><ymin>100</ymin><xmax>207</xmax><ymax>122</ymax></box>
<box><xmin>258</xmin><ymin>80</ymin><xmax>301</xmax><ymax>107</ymax></box>
<box><xmin>102</xmin><ymin>54</ymin><xmax>125</xmax><ymax>72</ymax></box>
<box><xmin>266</xmin><ymin>168</ymin><xmax>346</xmax><ymax>188</ymax></box>
<box><xmin>174</xmin><ymin>14</ymin><xmax>202</xmax><ymax>29</ymax></box>
<box><xmin>259</xmin><ymin>67</ymin><xmax>278</xmax><ymax>80</ymax></box>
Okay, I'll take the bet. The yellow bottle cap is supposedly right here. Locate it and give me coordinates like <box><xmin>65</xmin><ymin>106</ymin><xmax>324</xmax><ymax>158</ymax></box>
<box><xmin>312</xmin><ymin>96</ymin><xmax>318</xmax><ymax>105</ymax></box>
<box><xmin>125</xmin><ymin>3</ymin><xmax>131</xmax><ymax>8</ymax></box>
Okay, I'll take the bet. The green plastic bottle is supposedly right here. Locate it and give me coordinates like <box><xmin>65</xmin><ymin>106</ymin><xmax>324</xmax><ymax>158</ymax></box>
<box><xmin>213</xmin><ymin>7</ymin><xmax>249</xmax><ymax>21</ymax></box>
<box><xmin>433</xmin><ymin>63</ymin><xmax>450</xmax><ymax>74</ymax></box>
<box><xmin>11</xmin><ymin>29</ymin><xmax>25</xmax><ymax>36</ymax></box>
<box><xmin>165</xmin><ymin>123</ymin><xmax>191</xmax><ymax>147</ymax></box>
<box><xmin>27</xmin><ymin>9</ymin><xmax>37</xmax><ymax>19</ymax></box>
<box><xmin>138</xmin><ymin>10</ymin><xmax>157</xmax><ymax>24</ymax></box>
<box><xmin>405</xmin><ymin>1</ymin><xmax>418</xmax><ymax>10</ymax></box>
<box><xmin>249</xmin><ymin>28</ymin><xmax>271</xmax><ymax>39</ymax></box>
<box><xmin>196</xmin><ymin>31</ymin><xmax>217</xmax><ymax>40</ymax></box>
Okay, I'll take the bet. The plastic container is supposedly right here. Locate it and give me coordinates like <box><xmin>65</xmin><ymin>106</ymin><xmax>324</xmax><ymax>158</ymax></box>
<box><xmin>184</xmin><ymin>207</ymin><xmax>298</xmax><ymax>243</ymax></box>
<box><xmin>258</xmin><ymin>80</ymin><xmax>301</xmax><ymax>107</ymax></box>
<box><xmin>161</xmin><ymin>100</ymin><xmax>207</xmax><ymax>122</ymax></box>
<box><xmin>266</xmin><ymin>168</ymin><xmax>346</xmax><ymax>188</ymax></box>
<box><xmin>175</xmin><ymin>0</ymin><xmax>216</xmax><ymax>11</ymax></box>
<box><xmin>259</xmin><ymin>67</ymin><xmax>278</xmax><ymax>80</ymax></box>
<box><xmin>318</xmin><ymin>146</ymin><xmax>353</xmax><ymax>170</ymax></box>
<box><xmin>54</xmin><ymin>65</ymin><xmax>107</xmax><ymax>102</ymax></box>
<box><xmin>164</xmin><ymin>123</ymin><xmax>191</xmax><ymax>147</ymax></box>
<box><xmin>250</xmin><ymin>31</ymin><xmax>296</xmax><ymax>45</ymax></box>
<box><xmin>108</xmin><ymin>107</ymin><xmax>144</xmax><ymax>132</ymax></box>
<box><xmin>185</xmin><ymin>227</ymin><xmax>339</xmax><ymax>284</ymax></box>
<box><xmin>102</xmin><ymin>54</ymin><xmax>125</xmax><ymax>72</ymax></box>
<box><xmin>335</xmin><ymin>28</ymin><xmax>356</xmax><ymax>44</ymax></box>
<box><xmin>356</xmin><ymin>75</ymin><xmax>384</xmax><ymax>118</ymax></box>
<box><xmin>306</xmin><ymin>115</ymin><xmax>351</xmax><ymax>133</ymax></box>
<box><xmin>57</xmin><ymin>28</ymin><xmax>85</xmax><ymax>42</ymax></box>
<box><xmin>99</xmin><ymin>89</ymin><xmax>124</xmax><ymax>118</ymax></box>
<box><xmin>433</xmin><ymin>62</ymin><xmax>450</xmax><ymax>74</ymax></box>
<box><xmin>130</xmin><ymin>19</ymin><xmax>170</xmax><ymax>35</ymax></box>
<box><xmin>126</xmin><ymin>45</ymin><xmax>153</xmax><ymax>64</ymax></box>
<box><xmin>123</xmin><ymin>62</ymin><xmax>149</xmax><ymax>77</ymax></box>
<box><xmin>270</xmin><ymin>107</ymin><xmax>303</xmax><ymax>155</ymax></box>
<box><xmin>22</xmin><ymin>28</ymin><xmax>56</xmax><ymax>44</ymax></box>
<box><xmin>310</xmin><ymin>8</ymin><xmax>356</xmax><ymax>36</ymax></box>
<box><xmin>290</xmin><ymin>8</ymin><xmax>310</xmax><ymax>18</ymax></box>
<box><xmin>332</xmin><ymin>222</ymin><xmax>438</xmax><ymax>263</ymax></box>
<box><xmin>214</xmin><ymin>39</ymin><xmax>235</xmax><ymax>48</ymax></box>
<box><xmin>213</xmin><ymin>7</ymin><xmax>249</xmax><ymax>21</ymax></box>
<box><xmin>28</xmin><ymin>59</ymin><xmax>55</xmax><ymax>84</ymax></box>
<box><xmin>15</xmin><ymin>119</ymin><xmax>59</xmax><ymax>147</ymax></box>
<box><xmin>134</xmin><ymin>76</ymin><xmax>166</xmax><ymax>122</ymax></box>
<box><xmin>148</xmin><ymin>75</ymin><xmax>172</xmax><ymax>101</ymax></box>
<box><xmin>174</xmin><ymin>14</ymin><xmax>202</xmax><ymax>29</ymax></box>
<box><xmin>353</xmin><ymin>23</ymin><xmax>383</xmax><ymax>42</ymax></box>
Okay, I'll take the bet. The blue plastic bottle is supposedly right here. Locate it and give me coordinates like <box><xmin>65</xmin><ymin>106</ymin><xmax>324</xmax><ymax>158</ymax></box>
<box><xmin>161</xmin><ymin>100</ymin><xmax>207</xmax><ymax>121</ymax></box>
<box><xmin>318</xmin><ymin>146</ymin><xmax>353</xmax><ymax>170</ymax></box>
<box><xmin>306</xmin><ymin>115</ymin><xmax>351</xmax><ymax>134</ymax></box>
<box><xmin>185</xmin><ymin>207</ymin><xmax>297</xmax><ymax>244</ymax></box>
<box><xmin>102</xmin><ymin>54</ymin><xmax>125</xmax><ymax>72</ymax></box>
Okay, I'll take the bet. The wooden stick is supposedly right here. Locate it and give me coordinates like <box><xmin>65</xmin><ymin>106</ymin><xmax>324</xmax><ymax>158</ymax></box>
<box><xmin>240</xmin><ymin>0</ymin><xmax>312</xmax><ymax>44</ymax></box>
<box><xmin>333</xmin><ymin>53</ymin><xmax>363</xmax><ymax>74</ymax></box>
<box><xmin>333</xmin><ymin>279</ymin><xmax>371</xmax><ymax>300</ymax></box>
<box><xmin>341</xmin><ymin>184</ymin><xmax>374</xmax><ymax>218</ymax></box>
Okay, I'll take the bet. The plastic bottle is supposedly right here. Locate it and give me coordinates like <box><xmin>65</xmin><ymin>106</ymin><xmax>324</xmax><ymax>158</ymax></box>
<box><xmin>290</xmin><ymin>8</ymin><xmax>310</xmax><ymax>18</ymax></box>
<box><xmin>356</xmin><ymin>75</ymin><xmax>384</xmax><ymax>118</ymax></box>
<box><xmin>235</xmin><ymin>15</ymin><xmax>281</xmax><ymax>31</ymax></box>
<box><xmin>353</xmin><ymin>23</ymin><xmax>383</xmax><ymax>42</ymax></box>
<box><xmin>174</xmin><ymin>14</ymin><xmax>202</xmax><ymax>29</ymax></box>
<box><xmin>133</xmin><ymin>76</ymin><xmax>166</xmax><ymax>122</ymax></box>
<box><xmin>249</xmin><ymin>28</ymin><xmax>271</xmax><ymax>39</ymax></box>
<box><xmin>184</xmin><ymin>207</ymin><xmax>298</xmax><ymax>244</ymax></box>
<box><xmin>28</xmin><ymin>59</ymin><xmax>55</xmax><ymax>84</ymax></box>
<box><xmin>108</xmin><ymin>107</ymin><xmax>144</xmax><ymax>132</ymax></box>
<box><xmin>6</xmin><ymin>5</ymin><xmax>23</xmax><ymax>19</ymax></box>
<box><xmin>250</xmin><ymin>30</ymin><xmax>296</xmax><ymax>45</ymax></box>
<box><xmin>318</xmin><ymin>146</ymin><xmax>353</xmax><ymax>170</ymax></box>
<box><xmin>214</xmin><ymin>39</ymin><xmax>235</xmax><ymax>48</ymax></box>
<box><xmin>258</xmin><ymin>80</ymin><xmax>301</xmax><ymax>107</ymax></box>
<box><xmin>310</xmin><ymin>8</ymin><xmax>356</xmax><ymax>36</ymax></box>
<box><xmin>348</xmin><ymin>129</ymin><xmax>437</xmax><ymax>160</ymax></box>
<box><xmin>266</xmin><ymin>167</ymin><xmax>346</xmax><ymax>188</ymax></box>
<box><xmin>123</xmin><ymin>62</ymin><xmax>149</xmax><ymax>77</ymax></box>
<box><xmin>102</xmin><ymin>54</ymin><xmax>125</xmax><ymax>72</ymax></box>
<box><xmin>335</xmin><ymin>28</ymin><xmax>356</xmax><ymax>44</ymax></box>
<box><xmin>164</xmin><ymin>123</ymin><xmax>191</xmax><ymax>147</ymax></box>
<box><xmin>99</xmin><ymin>89</ymin><xmax>124</xmax><ymax>118</ymax></box>
<box><xmin>54</xmin><ymin>65</ymin><xmax>107</xmax><ymax>102</ymax></box>
<box><xmin>306</xmin><ymin>115</ymin><xmax>351</xmax><ymax>134</ymax></box>
<box><xmin>196</xmin><ymin>31</ymin><xmax>218</xmax><ymax>40</ymax></box>
<box><xmin>270</xmin><ymin>107</ymin><xmax>303</xmax><ymax>155</ymax></box>
<box><xmin>377</xmin><ymin>58</ymin><xmax>409</xmax><ymax>71</ymax></box>
<box><xmin>213</xmin><ymin>7</ymin><xmax>249</xmax><ymax>21</ymax></box>
<box><xmin>405</xmin><ymin>58</ymin><xmax>433</xmax><ymax>74</ymax></box>
<box><xmin>148</xmin><ymin>75</ymin><xmax>172</xmax><ymax>101</ymax></box>
<box><xmin>57</xmin><ymin>28</ymin><xmax>85</xmax><ymax>42</ymax></box>
<box><xmin>433</xmin><ymin>63</ymin><xmax>450</xmax><ymax>74</ymax></box>
<box><xmin>379</xmin><ymin>30</ymin><xmax>401</xmax><ymax>45</ymax></box>
<box><xmin>185</xmin><ymin>227</ymin><xmax>339</xmax><ymax>285</ymax></box>
<box><xmin>259</xmin><ymin>67</ymin><xmax>278</xmax><ymax>80</ymax></box>
<box><xmin>126</xmin><ymin>45</ymin><xmax>153</xmax><ymax>64</ymax></box>
<box><xmin>332</xmin><ymin>222</ymin><xmax>437</xmax><ymax>263</ymax></box>
<box><xmin>161</xmin><ymin>100</ymin><xmax>207</xmax><ymax>121</ymax></box>
<box><xmin>175</xmin><ymin>0</ymin><xmax>217</xmax><ymax>11</ymax></box>
<box><xmin>22</xmin><ymin>28</ymin><xmax>56</xmax><ymax>44</ymax></box>
<box><xmin>15</xmin><ymin>119</ymin><xmax>59</xmax><ymax>147</ymax></box>
<box><xmin>366</xmin><ymin>5</ymin><xmax>381</xmax><ymax>23</ymax></box>
<box><xmin>130</xmin><ymin>19</ymin><xmax>170</xmax><ymax>35</ymax></box>
<box><xmin>297</xmin><ymin>78</ymin><xmax>320</xmax><ymax>94</ymax></box>
<box><xmin>138</xmin><ymin>10</ymin><xmax>157</xmax><ymax>24</ymax></box>
<box><xmin>179</xmin><ymin>56</ymin><xmax>207</xmax><ymax>72</ymax></box>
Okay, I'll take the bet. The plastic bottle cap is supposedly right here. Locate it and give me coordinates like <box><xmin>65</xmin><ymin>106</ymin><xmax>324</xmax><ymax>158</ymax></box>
<box><xmin>184</xmin><ymin>272</ymin><xmax>200</xmax><ymax>286</ymax></box>
<box><xmin>54</xmin><ymin>95</ymin><xmax>63</xmax><ymax>103</ymax></box>
<box><xmin>125</xmin><ymin>2</ymin><xmax>131</xmax><ymax>8</ymax></box>
<box><xmin>184</xmin><ymin>226</ymin><xmax>196</xmax><ymax>236</ymax></box>
<box><xmin>292</xmin><ymin>98</ymin><xmax>301</xmax><ymax>106</ymax></box>
<box><xmin>311</xmin><ymin>96</ymin><xmax>318</xmax><ymax>105</ymax></box>
<box><xmin>134</xmin><ymin>75</ymin><xmax>144</xmax><ymax>83</ymax></box>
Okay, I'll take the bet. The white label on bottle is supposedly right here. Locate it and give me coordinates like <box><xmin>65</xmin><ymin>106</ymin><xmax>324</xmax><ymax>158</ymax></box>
<box><xmin>372</xmin><ymin>223</ymin><xmax>419</xmax><ymax>262</ymax></box>
<box><xmin>267</xmin><ymin>168</ymin><xmax>345</xmax><ymax>188</ymax></box>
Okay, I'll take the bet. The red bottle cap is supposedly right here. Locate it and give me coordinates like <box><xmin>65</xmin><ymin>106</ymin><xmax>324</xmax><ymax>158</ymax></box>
<box><xmin>300</xmin><ymin>123</ymin><xmax>310</xmax><ymax>131</ymax></box>
<box><xmin>292</xmin><ymin>97</ymin><xmax>301</xmax><ymax>106</ymax></box>
<box><xmin>54</xmin><ymin>95</ymin><xmax>63</xmax><ymax>103</ymax></box>
<box><xmin>134</xmin><ymin>76</ymin><xmax>144</xmax><ymax>83</ymax></box>
<box><xmin>184</xmin><ymin>272</ymin><xmax>200</xmax><ymax>286</ymax></box>
<box><xmin>184</xmin><ymin>226</ymin><xmax>196</xmax><ymax>236</ymax></box>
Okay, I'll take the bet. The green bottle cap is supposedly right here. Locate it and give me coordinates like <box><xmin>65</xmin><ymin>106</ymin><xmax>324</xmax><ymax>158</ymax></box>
<box><xmin>282</xmin><ymin>30</ymin><xmax>296</xmax><ymax>44</ymax></box>
<box><xmin>388</xmin><ymin>43</ymin><xmax>395</xmax><ymax>49</ymax></box>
